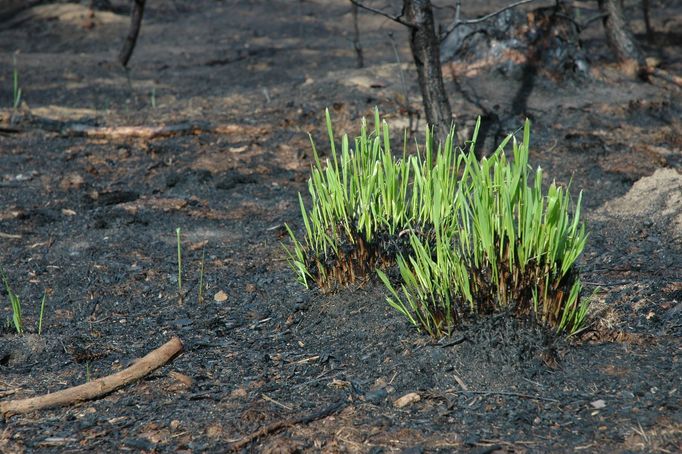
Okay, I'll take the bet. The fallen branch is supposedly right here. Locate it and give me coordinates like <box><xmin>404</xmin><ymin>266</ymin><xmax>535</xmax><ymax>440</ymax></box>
<box><xmin>63</xmin><ymin>122</ymin><xmax>210</xmax><ymax>139</ymax></box>
<box><xmin>446</xmin><ymin>389</ymin><xmax>559</xmax><ymax>403</ymax></box>
<box><xmin>646</xmin><ymin>67</ymin><xmax>682</xmax><ymax>88</ymax></box>
<box><xmin>119</xmin><ymin>0</ymin><xmax>146</xmax><ymax>67</ymax></box>
<box><xmin>4</xmin><ymin>113</ymin><xmax>267</xmax><ymax>140</ymax></box>
<box><xmin>228</xmin><ymin>398</ymin><xmax>347</xmax><ymax>451</ymax></box>
<box><xmin>0</xmin><ymin>336</ymin><xmax>183</xmax><ymax>418</ymax></box>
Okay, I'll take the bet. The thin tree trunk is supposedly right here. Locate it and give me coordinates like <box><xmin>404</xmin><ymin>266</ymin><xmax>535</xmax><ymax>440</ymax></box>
<box><xmin>402</xmin><ymin>0</ymin><xmax>452</xmax><ymax>144</ymax></box>
<box><xmin>598</xmin><ymin>0</ymin><xmax>646</xmax><ymax>76</ymax></box>
<box><xmin>352</xmin><ymin>3</ymin><xmax>364</xmax><ymax>68</ymax></box>
<box><xmin>119</xmin><ymin>0</ymin><xmax>146</xmax><ymax>67</ymax></box>
<box><xmin>642</xmin><ymin>0</ymin><xmax>653</xmax><ymax>42</ymax></box>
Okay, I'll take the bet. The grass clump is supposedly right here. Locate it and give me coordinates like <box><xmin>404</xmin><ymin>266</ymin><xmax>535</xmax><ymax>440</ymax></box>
<box><xmin>287</xmin><ymin>111</ymin><xmax>589</xmax><ymax>336</ymax></box>
<box><xmin>285</xmin><ymin>108</ymin><xmax>458</xmax><ymax>291</ymax></box>
<box><xmin>378</xmin><ymin>120</ymin><xmax>589</xmax><ymax>336</ymax></box>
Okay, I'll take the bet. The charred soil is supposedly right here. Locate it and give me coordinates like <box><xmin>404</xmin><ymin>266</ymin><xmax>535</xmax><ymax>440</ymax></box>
<box><xmin>0</xmin><ymin>1</ymin><xmax>680</xmax><ymax>452</ymax></box>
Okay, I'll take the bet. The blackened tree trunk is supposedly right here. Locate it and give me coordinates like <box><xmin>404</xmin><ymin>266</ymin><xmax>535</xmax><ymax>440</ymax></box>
<box><xmin>598</xmin><ymin>0</ymin><xmax>646</xmax><ymax>76</ymax></box>
<box><xmin>402</xmin><ymin>0</ymin><xmax>452</xmax><ymax>144</ymax></box>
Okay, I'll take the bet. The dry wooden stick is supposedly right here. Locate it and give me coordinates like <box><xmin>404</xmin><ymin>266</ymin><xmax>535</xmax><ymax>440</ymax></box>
<box><xmin>0</xmin><ymin>336</ymin><xmax>183</xmax><ymax>418</ymax></box>
<box><xmin>119</xmin><ymin>0</ymin><xmax>146</xmax><ymax>67</ymax></box>
<box><xmin>647</xmin><ymin>67</ymin><xmax>682</xmax><ymax>88</ymax></box>
<box><xmin>63</xmin><ymin>122</ymin><xmax>210</xmax><ymax>139</ymax></box>
<box><xmin>228</xmin><ymin>399</ymin><xmax>347</xmax><ymax>451</ymax></box>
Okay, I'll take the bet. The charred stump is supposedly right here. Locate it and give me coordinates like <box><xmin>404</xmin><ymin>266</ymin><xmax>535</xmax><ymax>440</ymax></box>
<box><xmin>402</xmin><ymin>0</ymin><xmax>452</xmax><ymax>144</ymax></box>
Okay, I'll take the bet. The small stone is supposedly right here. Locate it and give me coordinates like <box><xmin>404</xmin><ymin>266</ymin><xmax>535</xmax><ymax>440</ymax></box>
<box><xmin>394</xmin><ymin>392</ymin><xmax>421</xmax><ymax>408</ymax></box>
<box><xmin>213</xmin><ymin>290</ymin><xmax>228</xmax><ymax>302</ymax></box>
<box><xmin>620</xmin><ymin>390</ymin><xmax>635</xmax><ymax>399</ymax></box>
<box><xmin>590</xmin><ymin>399</ymin><xmax>606</xmax><ymax>409</ymax></box>
<box><xmin>169</xmin><ymin>371</ymin><xmax>193</xmax><ymax>388</ymax></box>
<box><xmin>205</xmin><ymin>424</ymin><xmax>222</xmax><ymax>438</ymax></box>
<box><xmin>231</xmin><ymin>387</ymin><xmax>248</xmax><ymax>398</ymax></box>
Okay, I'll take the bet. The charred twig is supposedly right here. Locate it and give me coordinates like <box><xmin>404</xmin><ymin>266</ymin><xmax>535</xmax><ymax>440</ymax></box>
<box><xmin>646</xmin><ymin>67</ymin><xmax>682</xmax><ymax>88</ymax></box>
<box><xmin>447</xmin><ymin>389</ymin><xmax>559</xmax><ymax>403</ymax></box>
<box><xmin>349</xmin><ymin>0</ymin><xmax>407</xmax><ymax>26</ymax></box>
<box><xmin>0</xmin><ymin>337</ymin><xmax>183</xmax><ymax>418</ymax></box>
<box><xmin>581</xmin><ymin>12</ymin><xmax>609</xmax><ymax>29</ymax></box>
<box><xmin>442</xmin><ymin>0</ymin><xmax>538</xmax><ymax>37</ymax></box>
<box><xmin>227</xmin><ymin>398</ymin><xmax>347</xmax><ymax>451</ymax></box>
<box><xmin>119</xmin><ymin>0</ymin><xmax>146</xmax><ymax>67</ymax></box>
<box><xmin>642</xmin><ymin>0</ymin><xmax>653</xmax><ymax>42</ymax></box>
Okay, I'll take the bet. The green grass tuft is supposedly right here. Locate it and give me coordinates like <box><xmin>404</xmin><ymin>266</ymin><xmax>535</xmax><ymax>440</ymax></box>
<box><xmin>286</xmin><ymin>111</ymin><xmax>589</xmax><ymax>336</ymax></box>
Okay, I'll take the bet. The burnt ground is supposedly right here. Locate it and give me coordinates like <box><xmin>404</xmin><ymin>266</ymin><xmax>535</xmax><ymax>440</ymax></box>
<box><xmin>0</xmin><ymin>0</ymin><xmax>680</xmax><ymax>452</ymax></box>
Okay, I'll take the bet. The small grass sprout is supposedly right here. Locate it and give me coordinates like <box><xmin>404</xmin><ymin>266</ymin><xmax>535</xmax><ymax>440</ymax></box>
<box><xmin>38</xmin><ymin>290</ymin><xmax>47</xmax><ymax>335</ymax></box>
<box><xmin>1</xmin><ymin>268</ymin><xmax>23</xmax><ymax>334</ymax></box>
<box><xmin>150</xmin><ymin>86</ymin><xmax>157</xmax><ymax>109</ymax></box>
<box><xmin>176</xmin><ymin>227</ymin><xmax>183</xmax><ymax>303</ymax></box>
<box><xmin>198</xmin><ymin>247</ymin><xmax>206</xmax><ymax>304</ymax></box>
<box><xmin>12</xmin><ymin>55</ymin><xmax>22</xmax><ymax>109</ymax></box>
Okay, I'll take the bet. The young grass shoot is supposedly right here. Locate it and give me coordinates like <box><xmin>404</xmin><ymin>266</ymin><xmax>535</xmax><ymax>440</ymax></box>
<box><xmin>198</xmin><ymin>247</ymin><xmax>206</xmax><ymax>304</ymax></box>
<box><xmin>176</xmin><ymin>227</ymin><xmax>183</xmax><ymax>304</ymax></box>
<box><xmin>12</xmin><ymin>55</ymin><xmax>22</xmax><ymax>110</ymax></box>
<box><xmin>1</xmin><ymin>268</ymin><xmax>23</xmax><ymax>334</ymax></box>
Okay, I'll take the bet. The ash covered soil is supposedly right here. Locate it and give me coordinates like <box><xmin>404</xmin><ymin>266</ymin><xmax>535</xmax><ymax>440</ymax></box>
<box><xmin>0</xmin><ymin>1</ymin><xmax>680</xmax><ymax>452</ymax></box>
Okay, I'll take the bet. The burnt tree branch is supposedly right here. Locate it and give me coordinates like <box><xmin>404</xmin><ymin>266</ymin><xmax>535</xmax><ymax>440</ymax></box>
<box><xmin>442</xmin><ymin>0</ymin><xmax>538</xmax><ymax>37</ymax></box>
<box><xmin>349</xmin><ymin>0</ymin><xmax>407</xmax><ymax>25</ymax></box>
